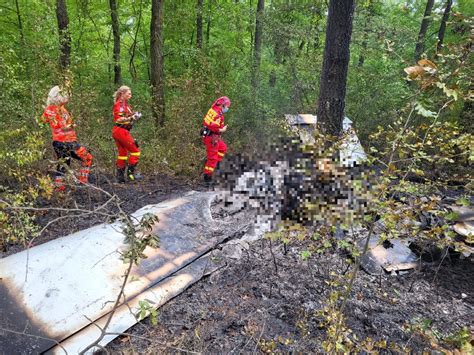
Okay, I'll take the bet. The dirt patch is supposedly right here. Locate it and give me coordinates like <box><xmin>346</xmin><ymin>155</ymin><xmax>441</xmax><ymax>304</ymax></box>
<box><xmin>106</xmin><ymin>234</ymin><xmax>473</xmax><ymax>353</ymax></box>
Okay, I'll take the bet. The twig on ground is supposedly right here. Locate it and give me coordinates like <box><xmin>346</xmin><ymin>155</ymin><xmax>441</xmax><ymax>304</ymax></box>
<box><xmin>268</xmin><ymin>238</ymin><xmax>279</xmax><ymax>274</ymax></box>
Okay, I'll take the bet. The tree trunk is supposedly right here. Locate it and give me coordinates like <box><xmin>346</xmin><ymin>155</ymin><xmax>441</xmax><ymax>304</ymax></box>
<box><xmin>150</xmin><ymin>0</ymin><xmax>165</xmax><ymax>127</ymax></box>
<box><xmin>206</xmin><ymin>0</ymin><xmax>212</xmax><ymax>47</ymax></box>
<box><xmin>251</xmin><ymin>0</ymin><xmax>264</xmax><ymax>89</ymax></box>
<box><xmin>109</xmin><ymin>0</ymin><xmax>121</xmax><ymax>85</ymax></box>
<box><xmin>414</xmin><ymin>0</ymin><xmax>435</xmax><ymax>61</ymax></box>
<box><xmin>437</xmin><ymin>0</ymin><xmax>453</xmax><ymax>52</ymax></box>
<box><xmin>14</xmin><ymin>0</ymin><xmax>25</xmax><ymax>45</ymax></box>
<box><xmin>316</xmin><ymin>0</ymin><xmax>355</xmax><ymax>137</ymax></box>
<box><xmin>56</xmin><ymin>0</ymin><xmax>71</xmax><ymax>70</ymax></box>
<box><xmin>196</xmin><ymin>0</ymin><xmax>204</xmax><ymax>49</ymax></box>
<box><xmin>14</xmin><ymin>0</ymin><xmax>30</xmax><ymax>78</ymax></box>
<box><xmin>129</xmin><ymin>0</ymin><xmax>143</xmax><ymax>82</ymax></box>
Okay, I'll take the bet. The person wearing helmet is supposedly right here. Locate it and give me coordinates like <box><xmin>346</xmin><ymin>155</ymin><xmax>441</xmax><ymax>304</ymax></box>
<box><xmin>39</xmin><ymin>86</ymin><xmax>93</xmax><ymax>192</ymax></box>
<box><xmin>112</xmin><ymin>86</ymin><xmax>142</xmax><ymax>183</ymax></box>
<box><xmin>201</xmin><ymin>96</ymin><xmax>230</xmax><ymax>186</ymax></box>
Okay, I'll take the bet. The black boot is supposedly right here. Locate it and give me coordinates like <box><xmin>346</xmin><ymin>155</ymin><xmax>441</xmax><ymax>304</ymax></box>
<box><xmin>203</xmin><ymin>174</ymin><xmax>213</xmax><ymax>188</ymax></box>
<box><xmin>116</xmin><ymin>167</ymin><xmax>126</xmax><ymax>183</ymax></box>
<box><xmin>127</xmin><ymin>165</ymin><xmax>143</xmax><ymax>181</ymax></box>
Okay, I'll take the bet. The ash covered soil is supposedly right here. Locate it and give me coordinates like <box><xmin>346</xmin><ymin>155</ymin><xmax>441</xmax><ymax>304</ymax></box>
<box><xmin>106</xmin><ymin>235</ymin><xmax>473</xmax><ymax>353</ymax></box>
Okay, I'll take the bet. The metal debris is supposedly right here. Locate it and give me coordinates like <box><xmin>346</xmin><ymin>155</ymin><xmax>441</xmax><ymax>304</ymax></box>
<box><xmin>284</xmin><ymin>114</ymin><xmax>367</xmax><ymax>167</ymax></box>
<box><xmin>360</xmin><ymin>237</ymin><xmax>418</xmax><ymax>275</ymax></box>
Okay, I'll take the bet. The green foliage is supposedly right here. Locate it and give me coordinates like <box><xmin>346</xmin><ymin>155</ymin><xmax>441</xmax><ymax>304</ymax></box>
<box><xmin>0</xmin><ymin>0</ymin><xmax>471</xmax><ymax>181</ymax></box>
<box><xmin>136</xmin><ymin>299</ymin><xmax>159</xmax><ymax>326</ymax></box>
<box><xmin>0</xmin><ymin>177</ymin><xmax>53</xmax><ymax>249</ymax></box>
<box><xmin>408</xmin><ymin>319</ymin><xmax>473</xmax><ymax>353</ymax></box>
<box><xmin>300</xmin><ymin>250</ymin><xmax>311</xmax><ymax>260</ymax></box>
<box><xmin>122</xmin><ymin>213</ymin><xmax>160</xmax><ymax>265</ymax></box>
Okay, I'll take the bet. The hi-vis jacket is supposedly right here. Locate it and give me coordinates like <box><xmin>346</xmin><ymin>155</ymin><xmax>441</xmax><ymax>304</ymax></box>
<box><xmin>113</xmin><ymin>99</ymin><xmax>134</xmax><ymax>129</ymax></box>
<box><xmin>40</xmin><ymin>105</ymin><xmax>77</xmax><ymax>142</ymax></box>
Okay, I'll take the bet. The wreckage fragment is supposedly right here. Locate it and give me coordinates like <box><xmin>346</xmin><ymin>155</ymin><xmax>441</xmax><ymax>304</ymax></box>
<box><xmin>360</xmin><ymin>237</ymin><xmax>418</xmax><ymax>275</ymax></box>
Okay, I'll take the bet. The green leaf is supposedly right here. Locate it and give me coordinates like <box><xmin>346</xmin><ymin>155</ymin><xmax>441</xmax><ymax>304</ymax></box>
<box><xmin>300</xmin><ymin>250</ymin><xmax>312</xmax><ymax>260</ymax></box>
<box><xmin>456</xmin><ymin>197</ymin><xmax>470</xmax><ymax>207</ymax></box>
<box><xmin>415</xmin><ymin>102</ymin><xmax>438</xmax><ymax>118</ymax></box>
<box><xmin>435</xmin><ymin>82</ymin><xmax>459</xmax><ymax>100</ymax></box>
<box><xmin>445</xmin><ymin>212</ymin><xmax>460</xmax><ymax>221</ymax></box>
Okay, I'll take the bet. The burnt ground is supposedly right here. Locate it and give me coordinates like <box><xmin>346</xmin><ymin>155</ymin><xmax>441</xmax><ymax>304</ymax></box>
<box><xmin>0</xmin><ymin>172</ymin><xmax>202</xmax><ymax>258</ymax></box>
<box><xmin>107</xmin><ymin>172</ymin><xmax>474</xmax><ymax>353</ymax></box>
<box><xmin>1</xmin><ymin>173</ymin><xmax>473</xmax><ymax>353</ymax></box>
<box><xmin>104</xmin><ymin>231</ymin><xmax>473</xmax><ymax>353</ymax></box>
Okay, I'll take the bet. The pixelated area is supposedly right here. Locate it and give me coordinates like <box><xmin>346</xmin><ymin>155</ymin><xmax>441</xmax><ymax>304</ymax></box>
<box><xmin>215</xmin><ymin>136</ymin><xmax>374</xmax><ymax>228</ymax></box>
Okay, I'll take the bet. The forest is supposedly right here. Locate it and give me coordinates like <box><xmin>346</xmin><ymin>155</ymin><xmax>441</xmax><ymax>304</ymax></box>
<box><xmin>0</xmin><ymin>0</ymin><xmax>473</xmax><ymax>353</ymax></box>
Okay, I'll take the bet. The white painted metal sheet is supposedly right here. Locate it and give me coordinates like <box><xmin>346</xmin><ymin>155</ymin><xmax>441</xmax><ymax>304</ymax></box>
<box><xmin>48</xmin><ymin>254</ymin><xmax>218</xmax><ymax>354</ymax></box>
<box><xmin>0</xmin><ymin>191</ymin><xmax>230</xmax><ymax>354</ymax></box>
<box><xmin>284</xmin><ymin>114</ymin><xmax>367</xmax><ymax>167</ymax></box>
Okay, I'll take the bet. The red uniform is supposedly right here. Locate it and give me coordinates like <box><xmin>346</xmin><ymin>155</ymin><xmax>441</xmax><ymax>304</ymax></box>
<box><xmin>202</xmin><ymin>103</ymin><xmax>227</xmax><ymax>176</ymax></box>
<box><xmin>112</xmin><ymin>99</ymin><xmax>140</xmax><ymax>169</ymax></box>
<box><xmin>40</xmin><ymin>105</ymin><xmax>93</xmax><ymax>189</ymax></box>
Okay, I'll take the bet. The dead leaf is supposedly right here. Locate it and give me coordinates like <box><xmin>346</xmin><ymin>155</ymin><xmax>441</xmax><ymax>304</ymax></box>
<box><xmin>404</xmin><ymin>65</ymin><xmax>425</xmax><ymax>79</ymax></box>
<box><xmin>120</xmin><ymin>335</ymin><xmax>130</xmax><ymax>343</ymax></box>
<box><xmin>417</xmin><ymin>59</ymin><xmax>437</xmax><ymax>70</ymax></box>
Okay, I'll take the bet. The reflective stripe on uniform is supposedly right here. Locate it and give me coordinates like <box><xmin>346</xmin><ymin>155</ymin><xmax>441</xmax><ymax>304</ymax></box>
<box><xmin>204</xmin><ymin>166</ymin><xmax>214</xmax><ymax>172</ymax></box>
<box><xmin>117</xmin><ymin>156</ymin><xmax>128</xmax><ymax>160</ymax></box>
<box><xmin>204</xmin><ymin>117</ymin><xmax>216</xmax><ymax>125</ymax></box>
<box><xmin>130</xmin><ymin>152</ymin><xmax>140</xmax><ymax>157</ymax></box>
<box><xmin>217</xmin><ymin>152</ymin><xmax>225</xmax><ymax>157</ymax></box>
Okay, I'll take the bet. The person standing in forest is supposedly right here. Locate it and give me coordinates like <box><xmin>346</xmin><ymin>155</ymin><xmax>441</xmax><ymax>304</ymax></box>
<box><xmin>112</xmin><ymin>86</ymin><xmax>142</xmax><ymax>183</ymax></box>
<box><xmin>201</xmin><ymin>96</ymin><xmax>230</xmax><ymax>186</ymax></box>
<box><xmin>39</xmin><ymin>86</ymin><xmax>93</xmax><ymax>192</ymax></box>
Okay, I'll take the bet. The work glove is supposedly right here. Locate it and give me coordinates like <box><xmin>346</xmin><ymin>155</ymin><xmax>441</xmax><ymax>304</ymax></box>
<box><xmin>132</xmin><ymin>112</ymin><xmax>142</xmax><ymax>121</ymax></box>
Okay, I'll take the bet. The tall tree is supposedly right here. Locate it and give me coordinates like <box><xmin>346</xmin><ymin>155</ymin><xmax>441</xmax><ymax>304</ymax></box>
<box><xmin>150</xmin><ymin>0</ymin><xmax>165</xmax><ymax>127</ymax></box>
<box><xmin>414</xmin><ymin>0</ymin><xmax>435</xmax><ymax>61</ymax></box>
<box><xmin>316</xmin><ymin>0</ymin><xmax>355</xmax><ymax>137</ymax></box>
<box><xmin>56</xmin><ymin>0</ymin><xmax>71</xmax><ymax>70</ymax></box>
<box><xmin>251</xmin><ymin>0</ymin><xmax>265</xmax><ymax>89</ymax></box>
<box><xmin>14</xmin><ymin>0</ymin><xmax>29</xmax><ymax>78</ymax></box>
<box><xmin>14</xmin><ymin>0</ymin><xmax>25</xmax><ymax>46</ymax></box>
<box><xmin>109</xmin><ymin>0</ymin><xmax>122</xmax><ymax>85</ymax></box>
<box><xmin>196</xmin><ymin>0</ymin><xmax>204</xmax><ymax>49</ymax></box>
<box><xmin>129</xmin><ymin>0</ymin><xmax>143</xmax><ymax>82</ymax></box>
<box><xmin>437</xmin><ymin>0</ymin><xmax>453</xmax><ymax>52</ymax></box>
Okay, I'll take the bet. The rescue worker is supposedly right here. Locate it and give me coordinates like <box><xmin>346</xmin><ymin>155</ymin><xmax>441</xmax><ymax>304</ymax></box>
<box><xmin>112</xmin><ymin>86</ymin><xmax>142</xmax><ymax>183</ymax></box>
<box><xmin>40</xmin><ymin>86</ymin><xmax>93</xmax><ymax>191</ymax></box>
<box><xmin>201</xmin><ymin>96</ymin><xmax>230</xmax><ymax>186</ymax></box>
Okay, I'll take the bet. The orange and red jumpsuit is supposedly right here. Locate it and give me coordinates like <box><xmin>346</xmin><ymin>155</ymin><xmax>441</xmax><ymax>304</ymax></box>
<box><xmin>203</xmin><ymin>103</ymin><xmax>227</xmax><ymax>176</ymax></box>
<box><xmin>40</xmin><ymin>105</ymin><xmax>93</xmax><ymax>190</ymax></box>
<box><xmin>112</xmin><ymin>99</ymin><xmax>140</xmax><ymax>169</ymax></box>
